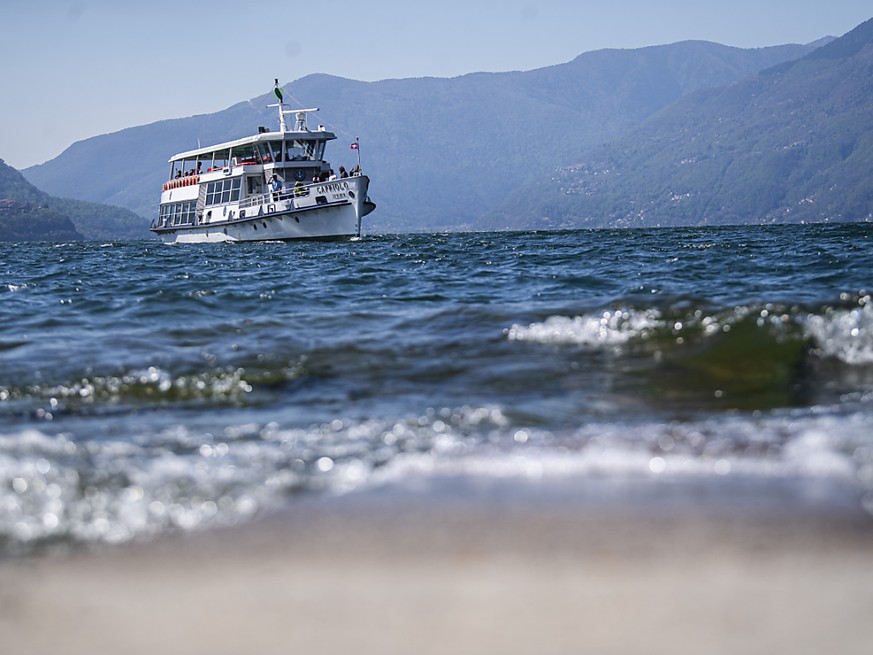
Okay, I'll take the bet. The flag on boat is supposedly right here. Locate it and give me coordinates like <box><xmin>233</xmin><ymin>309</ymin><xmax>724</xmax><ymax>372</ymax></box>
<box><xmin>350</xmin><ymin>141</ymin><xmax>359</xmax><ymax>150</ymax></box>
<box><xmin>273</xmin><ymin>86</ymin><xmax>284</xmax><ymax>103</ymax></box>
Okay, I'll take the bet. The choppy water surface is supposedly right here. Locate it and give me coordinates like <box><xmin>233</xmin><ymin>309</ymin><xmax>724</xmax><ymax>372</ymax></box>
<box><xmin>2</xmin><ymin>224</ymin><xmax>872</xmax><ymax>554</ymax></box>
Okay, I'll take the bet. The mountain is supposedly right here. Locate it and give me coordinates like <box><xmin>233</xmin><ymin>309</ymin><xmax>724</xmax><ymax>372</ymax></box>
<box><xmin>481</xmin><ymin>18</ymin><xmax>873</xmax><ymax>230</ymax></box>
<box><xmin>0</xmin><ymin>159</ymin><xmax>82</xmax><ymax>241</ymax></box>
<box><xmin>0</xmin><ymin>158</ymin><xmax>148</xmax><ymax>241</ymax></box>
<box><xmin>0</xmin><ymin>199</ymin><xmax>82</xmax><ymax>242</ymax></box>
<box><xmin>23</xmin><ymin>40</ymin><xmax>820</xmax><ymax>233</ymax></box>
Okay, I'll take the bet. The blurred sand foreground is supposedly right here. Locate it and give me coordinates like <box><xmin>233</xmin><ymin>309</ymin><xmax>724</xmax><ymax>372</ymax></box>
<box><xmin>2</xmin><ymin>480</ymin><xmax>873</xmax><ymax>655</ymax></box>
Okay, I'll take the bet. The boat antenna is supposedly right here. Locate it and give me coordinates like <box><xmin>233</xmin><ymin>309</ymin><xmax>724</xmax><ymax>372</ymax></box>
<box><xmin>270</xmin><ymin>79</ymin><xmax>288</xmax><ymax>132</ymax></box>
<box><xmin>266</xmin><ymin>79</ymin><xmax>318</xmax><ymax>133</ymax></box>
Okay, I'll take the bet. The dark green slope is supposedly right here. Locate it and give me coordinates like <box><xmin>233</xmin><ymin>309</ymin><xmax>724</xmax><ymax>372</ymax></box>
<box><xmin>482</xmin><ymin>18</ymin><xmax>873</xmax><ymax>230</ymax></box>
<box><xmin>23</xmin><ymin>40</ymin><xmax>818</xmax><ymax>232</ymax></box>
<box><xmin>0</xmin><ymin>200</ymin><xmax>83</xmax><ymax>242</ymax></box>
<box><xmin>0</xmin><ymin>158</ymin><xmax>149</xmax><ymax>241</ymax></box>
<box><xmin>0</xmin><ymin>160</ymin><xmax>81</xmax><ymax>241</ymax></box>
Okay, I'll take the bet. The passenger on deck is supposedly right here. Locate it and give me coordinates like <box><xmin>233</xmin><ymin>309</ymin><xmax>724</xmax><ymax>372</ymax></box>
<box><xmin>269</xmin><ymin>174</ymin><xmax>283</xmax><ymax>200</ymax></box>
<box><xmin>328</xmin><ymin>169</ymin><xmax>337</xmax><ymax>181</ymax></box>
<box><xmin>339</xmin><ymin>166</ymin><xmax>348</xmax><ymax>178</ymax></box>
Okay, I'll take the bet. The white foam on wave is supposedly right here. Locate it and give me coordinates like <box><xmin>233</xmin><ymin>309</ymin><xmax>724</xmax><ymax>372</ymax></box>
<box><xmin>805</xmin><ymin>301</ymin><xmax>873</xmax><ymax>365</ymax></box>
<box><xmin>3</xmin><ymin>403</ymin><xmax>871</xmax><ymax>553</ymax></box>
<box><xmin>0</xmin><ymin>405</ymin><xmax>507</xmax><ymax>552</ymax></box>
<box><xmin>370</xmin><ymin>411</ymin><xmax>870</xmax><ymax>498</ymax></box>
<box><xmin>0</xmin><ymin>428</ymin><xmax>272</xmax><ymax>548</ymax></box>
<box><xmin>509</xmin><ymin>300</ymin><xmax>873</xmax><ymax>368</ymax></box>
<box><xmin>506</xmin><ymin>309</ymin><xmax>662</xmax><ymax>346</ymax></box>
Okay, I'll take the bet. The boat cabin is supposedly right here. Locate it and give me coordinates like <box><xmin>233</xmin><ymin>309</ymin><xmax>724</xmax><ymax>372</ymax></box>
<box><xmin>158</xmin><ymin>111</ymin><xmax>341</xmax><ymax>229</ymax></box>
<box><xmin>165</xmin><ymin>127</ymin><xmax>334</xmax><ymax>188</ymax></box>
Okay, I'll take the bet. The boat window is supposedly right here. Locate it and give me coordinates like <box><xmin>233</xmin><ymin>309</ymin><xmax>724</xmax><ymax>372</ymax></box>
<box><xmin>232</xmin><ymin>144</ymin><xmax>260</xmax><ymax>166</ymax></box>
<box><xmin>308</xmin><ymin>141</ymin><xmax>326</xmax><ymax>161</ymax></box>
<box><xmin>160</xmin><ymin>201</ymin><xmax>196</xmax><ymax>226</ymax></box>
<box><xmin>210</xmin><ymin>149</ymin><xmax>230</xmax><ymax>171</ymax></box>
<box><xmin>205</xmin><ymin>178</ymin><xmax>242</xmax><ymax>206</ymax></box>
<box><xmin>171</xmin><ymin>160</ymin><xmax>195</xmax><ymax>179</ymax></box>
<box><xmin>255</xmin><ymin>143</ymin><xmax>274</xmax><ymax>163</ymax></box>
<box><xmin>285</xmin><ymin>140</ymin><xmax>308</xmax><ymax>161</ymax></box>
<box><xmin>247</xmin><ymin>176</ymin><xmax>264</xmax><ymax>196</ymax></box>
<box><xmin>267</xmin><ymin>141</ymin><xmax>283</xmax><ymax>162</ymax></box>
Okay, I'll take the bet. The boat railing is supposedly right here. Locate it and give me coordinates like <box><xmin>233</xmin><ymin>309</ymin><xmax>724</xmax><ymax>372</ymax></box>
<box><xmin>239</xmin><ymin>193</ymin><xmax>267</xmax><ymax>210</ymax></box>
<box><xmin>239</xmin><ymin>181</ymin><xmax>324</xmax><ymax>209</ymax></box>
<box><xmin>162</xmin><ymin>175</ymin><xmax>200</xmax><ymax>192</ymax></box>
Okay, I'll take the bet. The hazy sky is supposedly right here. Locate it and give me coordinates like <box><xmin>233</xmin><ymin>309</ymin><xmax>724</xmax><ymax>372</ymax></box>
<box><xmin>0</xmin><ymin>0</ymin><xmax>870</xmax><ymax>170</ymax></box>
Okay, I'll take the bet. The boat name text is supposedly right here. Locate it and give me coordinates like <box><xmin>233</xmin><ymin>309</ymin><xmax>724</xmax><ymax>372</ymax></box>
<box><xmin>316</xmin><ymin>181</ymin><xmax>351</xmax><ymax>195</ymax></box>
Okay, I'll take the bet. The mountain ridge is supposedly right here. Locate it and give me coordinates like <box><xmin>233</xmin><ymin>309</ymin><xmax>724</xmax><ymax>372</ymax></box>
<box><xmin>479</xmin><ymin>18</ymin><xmax>873</xmax><ymax>230</ymax></box>
<box><xmin>23</xmin><ymin>39</ymin><xmax>822</xmax><ymax>233</ymax></box>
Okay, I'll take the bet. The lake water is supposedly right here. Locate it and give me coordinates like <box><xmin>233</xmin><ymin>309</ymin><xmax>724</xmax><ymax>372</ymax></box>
<box><xmin>2</xmin><ymin>224</ymin><xmax>872</xmax><ymax>555</ymax></box>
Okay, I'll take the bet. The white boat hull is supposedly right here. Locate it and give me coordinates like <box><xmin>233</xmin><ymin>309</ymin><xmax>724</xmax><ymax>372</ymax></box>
<box><xmin>153</xmin><ymin>176</ymin><xmax>373</xmax><ymax>244</ymax></box>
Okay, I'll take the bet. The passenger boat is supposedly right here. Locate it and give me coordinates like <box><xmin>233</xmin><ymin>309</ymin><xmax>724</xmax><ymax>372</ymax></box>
<box><xmin>150</xmin><ymin>82</ymin><xmax>375</xmax><ymax>243</ymax></box>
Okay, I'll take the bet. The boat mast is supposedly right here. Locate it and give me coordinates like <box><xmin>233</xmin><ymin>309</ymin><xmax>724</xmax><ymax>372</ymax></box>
<box><xmin>267</xmin><ymin>79</ymin><xmax>318</xmax><ymax>133</ymax></box>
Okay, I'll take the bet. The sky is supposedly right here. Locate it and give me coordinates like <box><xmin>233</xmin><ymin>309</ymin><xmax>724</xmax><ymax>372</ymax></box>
<box><xmin>0</xmin><ymin>0</ymin><xmax>870</xmax><ymax>170</ymax></box>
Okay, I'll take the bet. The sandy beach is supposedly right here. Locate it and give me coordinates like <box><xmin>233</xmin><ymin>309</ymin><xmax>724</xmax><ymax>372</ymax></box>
<box><xmin>3</xmin><ymin>474</ymin><xmax>873</xmax><ymax>655</ymax></box>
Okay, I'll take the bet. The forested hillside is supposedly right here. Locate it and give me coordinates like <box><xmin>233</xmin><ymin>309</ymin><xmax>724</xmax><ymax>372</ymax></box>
<box><xmin>0</xmin><ymin>158</ymin><xmax>148</xmax><ymax>241</ymax></box>
<box><xmin>482</xmin><ymin>18</ymin><xmax>873</xmax><ymax>229</ymax></box>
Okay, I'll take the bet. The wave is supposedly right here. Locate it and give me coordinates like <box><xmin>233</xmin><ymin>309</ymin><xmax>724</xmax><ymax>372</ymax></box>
<box><xmin>3</xmin><ymin>233</ymin><xmax>873</xmax><ymax>557</ymax></box>
<box><xmin>506</xmin><ymin>309</ymin><xmax>662</xmax><ymax>347</ymax></box>
<box><xmin>3</xmin><ymin>405</ymin><xmax>870</xmax><ymax>556</ymax></box>
<box><xmin>0</xmin><ymin>364</ymin><xmax>295</xmax><ymax>414</ymax></box>
<box><xmin>806</xmin><ymin>297</ymin><xmax>873</xmax><ymax>365</ymax></box>
<box><xmin>0</xmin><ymin>406</ymin><xmax>507</xmax><ymax>555</ymax></box>
<box><xmin>508</xmin><ymin>295</ymin><xmax>873</xmax><ymax>364</ymax></box>
<box><xmin>505</xmin><ymin>295</ymin><xmax>873</xmax><ymax>411</ymax></box>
